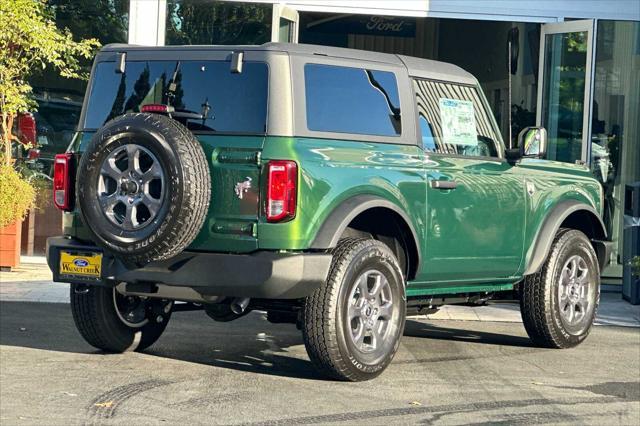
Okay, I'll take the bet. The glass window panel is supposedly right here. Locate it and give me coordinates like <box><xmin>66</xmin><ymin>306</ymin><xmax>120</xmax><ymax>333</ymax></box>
<box><xmin>590</xmin><ymin>20</ymin><xmax>640</xmax><ymax>275</ymax></box>
<box><xmin>304</xmin><ymin>64</ymin><xmax>401</xmax><ymax>136</ymax></box>
<box><xmin>413</xmin><ymin>79</ymin><xmax>501</xmax><ymax>158</ymax></box>
<box><xmin>419</xmin><ymin>115</ymin><xmax>436</xmax><ymax>152</ymax></box>
<box><xmin>166</xmin><ymin>0</ymin><xmax>272</xmax><ymax>45</ymax></box>
<box><xmin>540</xmin><ymin>31</ymin><xmax>588</xmax><ymax>163</ymax></box>
<box><xmin>84</xmin><ymin>61</ymin><xmax>268</xmax><ymax>134</ymax></box>
<box><xmin>279</xmin><ymin>18</ymin><xmax>293</xmax><ymax>42</ymax></box>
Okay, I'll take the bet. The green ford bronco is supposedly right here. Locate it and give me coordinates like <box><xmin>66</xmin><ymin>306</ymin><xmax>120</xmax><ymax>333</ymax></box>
<box><xmin>47</xmin><ymin>43</ymin><xmax>611</xmax><ymax>381</ymax></box>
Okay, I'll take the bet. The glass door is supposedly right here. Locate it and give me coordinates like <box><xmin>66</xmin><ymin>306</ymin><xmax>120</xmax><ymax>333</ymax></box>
<box><xmin>590</xmin><ymin>21</ymin><xmax>640</xmax><ymax>279</ymax></box>
<box><xmin>271</xmin><ymin>4</ymin><xmax>299</xmax><ymax>43</ymax></box>
<box><xmin>537</xmin><ymin>20</ymin><xmax>595</xmax><ymax>164</ymax></box>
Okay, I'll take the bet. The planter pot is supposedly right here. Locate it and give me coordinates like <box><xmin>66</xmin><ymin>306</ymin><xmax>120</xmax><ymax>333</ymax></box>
<box><xmin>0</xmin><ymin>220</ymin><xmax>22</xmax><ymax>270</ymax></box>
<box><xmin>20</xmin><ymin>189</ymin><xmax>62</xmax><ymax>255</ymax></box>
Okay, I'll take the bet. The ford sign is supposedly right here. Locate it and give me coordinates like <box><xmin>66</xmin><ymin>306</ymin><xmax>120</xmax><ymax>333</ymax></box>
<box><xmin>73</xmin><ymin>258</ymin><xmax>89</xmax><ymax>267</ymax></box>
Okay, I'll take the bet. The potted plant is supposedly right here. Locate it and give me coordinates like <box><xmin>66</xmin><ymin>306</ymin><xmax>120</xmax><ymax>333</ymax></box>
<box><xmin>0</xmin><ymin>163</ymin><xmax>35</xmax><ymax>268</ymax></box>
<box><xmin>0</xmin><ymin>0</ymin><xmax>99</xmax><ymax>269</ymax></box>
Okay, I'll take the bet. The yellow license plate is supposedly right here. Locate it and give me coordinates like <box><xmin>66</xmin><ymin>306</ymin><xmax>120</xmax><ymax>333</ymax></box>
<box><xmin>59</xmin><ymin>251</ymin><xmax>102</xmax><ymax>280</ymax></box>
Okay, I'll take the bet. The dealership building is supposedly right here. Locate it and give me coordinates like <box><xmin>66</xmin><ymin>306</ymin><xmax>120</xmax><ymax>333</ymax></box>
<box><xmin>34</xmin><ymin>0</ymin><xmax>639</xmax><ymax>283</ymax></box>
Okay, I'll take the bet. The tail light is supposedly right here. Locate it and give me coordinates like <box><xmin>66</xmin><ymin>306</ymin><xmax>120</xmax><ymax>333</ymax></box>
<box><xmin>27</xmin><ymin>149</ymin><xmax>40</xmax><ymax>161</ymax></box>
<box><xmin>266</xmin><ymin>160</ymin><xmax>297</xmax><ymax>222</ymax></box>
<box><xmin>17</xmin><ymin>113</ymin><xmax>36</xmax><ymax>145</ymax></box>
<box><xmin>53</xmin><ymin>153</ymin><xmax>74</xmax><ymax>211</ymax></box>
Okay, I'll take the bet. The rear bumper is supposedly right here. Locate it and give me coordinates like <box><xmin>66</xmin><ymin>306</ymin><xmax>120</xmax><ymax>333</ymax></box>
<box><xmin>46</xmin><ymin>237</ymin><xmax>332</xmax><ymax>299</ymax></box>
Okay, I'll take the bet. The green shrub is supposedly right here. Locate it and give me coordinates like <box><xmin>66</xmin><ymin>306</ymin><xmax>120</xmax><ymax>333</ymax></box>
<box><xmin>0</xmin><ymin>163</ymin><xmax>35</xmax><ymax>227</ymax></box>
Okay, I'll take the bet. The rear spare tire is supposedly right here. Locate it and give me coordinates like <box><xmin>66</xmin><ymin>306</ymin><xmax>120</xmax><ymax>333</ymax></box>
<box><xmin>77</xmin><ymin>113</ymin><xmax>210</xmax><ymax>264</ymax></box>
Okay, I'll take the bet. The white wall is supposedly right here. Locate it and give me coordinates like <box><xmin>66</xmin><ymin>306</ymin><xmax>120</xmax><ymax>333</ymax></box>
<box><xmin>128</xmin><ymin>0</ymin><xmax>166</xmax><ymax>45</ymax></box>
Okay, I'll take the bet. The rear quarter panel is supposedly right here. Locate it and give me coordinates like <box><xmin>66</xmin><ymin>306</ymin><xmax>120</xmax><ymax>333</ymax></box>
<box><xmin>259</xmin><ymin>136</ymin><xmax>428</xmax><ymax>277</ymax></box>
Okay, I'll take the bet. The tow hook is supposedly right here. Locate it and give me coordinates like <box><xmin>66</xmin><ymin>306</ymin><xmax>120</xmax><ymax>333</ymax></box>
<box><xmin>74</xmin><ymin>284</ymin><xmax>90</xmax><ymax>294</ymax></box>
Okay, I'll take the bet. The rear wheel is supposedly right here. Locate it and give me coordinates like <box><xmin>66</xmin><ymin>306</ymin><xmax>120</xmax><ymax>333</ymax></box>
<box><xmin>520</xmin><ymin>229</ymin><xmax>600</xmax><ymax>348</ymax></box>
<box><xmin>70</xmin><ymin>284</ymin><xmax>172</xmax><ymax>352</ymax></box>
<box><xmin>302</xmin><ymin>239</ymin><xmax>406</xmax><ymax>381</ymax></box>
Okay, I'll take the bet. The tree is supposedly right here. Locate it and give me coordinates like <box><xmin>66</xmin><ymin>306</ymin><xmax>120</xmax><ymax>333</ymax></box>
<box><xmin>48</xmin><ymin>0</ymin><xmax>129</xmax><ymax>45</ymax></box>
<box><xmin>29</xmin><ymin>0</ymin><xmax>129</xmax><ymax>99</ymax></box>
<box><xmin>0</xmin><ymin>0</ymin><xmax>100</xmax><ymax>225</ymax></box>
<box><xmin>0</xmin><ymin>0</ymin><xmax>100</xmax><ymax>164</ymax></box>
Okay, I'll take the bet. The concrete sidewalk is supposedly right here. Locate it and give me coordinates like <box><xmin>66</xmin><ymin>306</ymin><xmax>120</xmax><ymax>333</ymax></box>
<box><xmin>2</xmin><ymin>256</ymin><xmax>639</xmax><ymax>327</ymax></box>
<box><xmin>0</xmin><ymin>256</ymin><xmax>68</xmax><ymax>304</ymax></box>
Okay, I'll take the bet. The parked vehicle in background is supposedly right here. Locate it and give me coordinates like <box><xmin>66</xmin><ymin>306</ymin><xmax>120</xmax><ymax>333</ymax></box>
<box><xmin>12</xmin><ymin>98</ymin><xmax>82</xmax><ymax>177</ymax></box>
<box><xmin>46</xmin><ymin>43</ymin><xmax>611</xmax><ymax>381</ymax></box>
<box><xmin>33</xmin><ymin>98</ymin><xmax>83</xmax><ymax>176</ymax></box>
<box><xmin>11</xmin><ymin>112</ymin><xmax>42</xmax><ymax>172</ymax></box>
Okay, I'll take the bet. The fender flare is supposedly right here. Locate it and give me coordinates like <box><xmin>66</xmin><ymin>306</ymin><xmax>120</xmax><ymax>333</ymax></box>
<box><xmin>310</xmin><ymin>194</ymin><xmax>422</xmax><ymax>270</ymax></box>
<box><xmin>524</xmin><ymin>200</ymin><xmax>608</xmax><ymax>275</ymax></box>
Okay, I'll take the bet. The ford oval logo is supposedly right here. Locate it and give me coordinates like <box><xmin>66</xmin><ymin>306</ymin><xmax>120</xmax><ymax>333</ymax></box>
<box><xmin>73</xmin><ymin>259</ymin><xmax>89</xmax><ymax>267</ymax></box>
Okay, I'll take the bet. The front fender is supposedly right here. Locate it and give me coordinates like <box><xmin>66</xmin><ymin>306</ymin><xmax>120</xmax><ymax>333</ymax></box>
<box><xmin>524</xmin><ymin>200</ymin><xmax>607</xmax><ymax>275</ymax></box>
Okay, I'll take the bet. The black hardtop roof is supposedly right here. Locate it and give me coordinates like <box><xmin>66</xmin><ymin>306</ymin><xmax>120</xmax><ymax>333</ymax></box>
<box><xmin>100</xmin><ymin>42</ymin><xmax>477</xmax><ymax>85</ymax></box>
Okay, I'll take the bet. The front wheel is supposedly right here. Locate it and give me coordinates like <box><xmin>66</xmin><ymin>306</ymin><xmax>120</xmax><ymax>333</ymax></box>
<box><xmin>302</xmin><ymin>239</ymin><xmax>406</xmax><ymax>381</ymax></box>
<box><xmin>520</xmin><ymin>229</ymin><xmax>600</xmax><ymax>348</ymax></box>
<box><xmin>70</xmin><ymin>284</ymin><xmax>172</xmax><ymax>352</ymax></box>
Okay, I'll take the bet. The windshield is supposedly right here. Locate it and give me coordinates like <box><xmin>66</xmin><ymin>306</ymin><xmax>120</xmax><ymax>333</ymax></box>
<box><xmin>84</xmin><ymin>60</ymin><xmax>268</xmax><ymax>133</ymax></box>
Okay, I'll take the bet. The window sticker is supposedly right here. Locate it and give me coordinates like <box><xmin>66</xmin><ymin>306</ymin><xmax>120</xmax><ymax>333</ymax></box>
<box><xmin>438</xmin><ymin>98</ymin><xmax>477</xmax><ymax>146</ymax></box>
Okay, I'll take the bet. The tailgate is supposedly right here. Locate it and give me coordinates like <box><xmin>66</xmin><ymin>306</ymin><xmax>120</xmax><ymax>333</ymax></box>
<box><xmin>188</xmin><ymin>135</ymin><xmax>264</xmax><ymax>253</ymax></box>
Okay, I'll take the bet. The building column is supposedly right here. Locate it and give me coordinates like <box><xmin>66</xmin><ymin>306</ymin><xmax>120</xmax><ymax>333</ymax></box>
<box><xmin>128</xmin><ymin>0</ymin><xmax>166</xmax><ymax>46</ymax></box>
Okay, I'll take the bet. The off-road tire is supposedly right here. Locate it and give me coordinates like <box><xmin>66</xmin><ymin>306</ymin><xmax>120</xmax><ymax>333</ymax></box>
<box><xmin>70</xmin><ymin>284</ymin><xmax>171</xmax><ymax>352</ymax></box>
<box><xmin>302</xmin><ymin>238</ymin><xmax>406</xmax><ymax>381</ymax></box>
<box><xmin>77</xmin><ymin>113</ymin><xmax>210</xmax><ymax>265</ymax></box>
<box><xmin>520</xmin><ymin>228</ymin><xmax>600</xmax><ymax>348</ymax></box>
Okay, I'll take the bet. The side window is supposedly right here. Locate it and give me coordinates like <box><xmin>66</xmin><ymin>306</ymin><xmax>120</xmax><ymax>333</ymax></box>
<box><xmin>413</xmin><ymin>79</ymin><xmax>501</xmax><ymax>158</ymax></box>
<box><xmin>419</xmin><ymin>115</ymin><xmax>436</xmax><ymax>152</ymax></box>
<box><xmin>304</xmin><ymin>63</ymin><xmax>401</xmax><ymax>137</ymax></box>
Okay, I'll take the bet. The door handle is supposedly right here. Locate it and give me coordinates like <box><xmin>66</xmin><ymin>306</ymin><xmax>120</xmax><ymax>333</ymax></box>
<box><xmin>431</xmin><ymin>180</ymin><xmax>458</xmax><ymax>190</ymax></box>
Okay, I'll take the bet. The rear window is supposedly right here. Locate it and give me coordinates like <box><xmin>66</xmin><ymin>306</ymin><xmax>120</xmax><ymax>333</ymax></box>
<box><xmin>38</xmin><ymin>103</ymin><xmax>82</xmax><ymax>132</ymax></box>
<box><xmin>84</xmin><ymin>60</ymin><xmax>268</xmax><ymax>133</ymax></box>
<box><xmin>304</xmin><ymin>63</ymin><xmax>401</xmax><ymax>137</ymax></box>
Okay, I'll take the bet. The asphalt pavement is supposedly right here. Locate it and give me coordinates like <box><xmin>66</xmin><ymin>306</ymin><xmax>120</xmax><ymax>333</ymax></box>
<box><xmin>1</xmin><ymin>301</ymin><xmax>639</xmax><ymax>425</ymax></box>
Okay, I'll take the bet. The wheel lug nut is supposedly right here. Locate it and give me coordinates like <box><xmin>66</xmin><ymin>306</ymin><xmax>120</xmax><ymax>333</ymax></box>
<box><xmin>156</xmin><ymin>315</ymin><xmax>164</xmax><ymax>323</ymax></box>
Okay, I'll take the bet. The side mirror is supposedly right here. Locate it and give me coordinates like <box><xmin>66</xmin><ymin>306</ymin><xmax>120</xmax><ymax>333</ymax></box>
<box><xmin>518</xmin><ymin>126</ymin><xmax>548</xmax><ymax>158</ymax></box>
